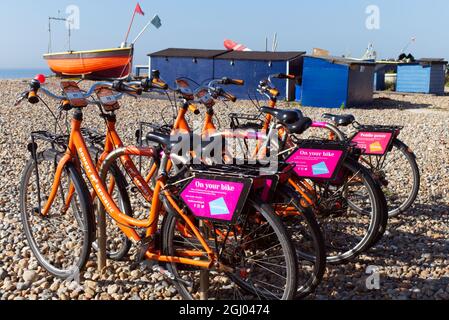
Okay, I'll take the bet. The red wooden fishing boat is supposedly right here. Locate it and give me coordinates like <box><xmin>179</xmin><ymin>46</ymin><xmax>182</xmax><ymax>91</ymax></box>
<box><xmin>43</xmin><ymin>47</ymin><xmax>133</xmax><ymax>80</ymax></box>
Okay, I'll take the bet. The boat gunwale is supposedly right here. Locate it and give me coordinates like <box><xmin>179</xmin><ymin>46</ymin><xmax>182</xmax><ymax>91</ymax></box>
<box><xmin>43</xmin><ymin>47</ymin><xmax>133</xmax><ymax>58</ymax></box>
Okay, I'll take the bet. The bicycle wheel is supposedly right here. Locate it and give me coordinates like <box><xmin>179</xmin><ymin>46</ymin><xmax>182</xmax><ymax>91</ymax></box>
<box><xmin>360</xmin><ymin>139</ymin><xmax>420</xmax><ymax>217</ymax></box>
<box><xmin>161</xmin><ymin>198</ymin><xmax>298</xmax><ymax>300</ymax></box>
<box><xmin>20</xmin><ymin>150</ymin><xmax>95</xmax><ymax>279</ymax></box>
<box><xmin>273</xmin><ymin>185</ymin><xmax>326</xmax><ymax>299</ymax></box>
<box><xmin>91</xmin><ymin>162</ymin><xmax>133</xmax><ymax>261</ymax></box>
<box><xmin>304</xmin><ymin>158</ymin><xmax>385</xmax><ymax>264</ymax></box>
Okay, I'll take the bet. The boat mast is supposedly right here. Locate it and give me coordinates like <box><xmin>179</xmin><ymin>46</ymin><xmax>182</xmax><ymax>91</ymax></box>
<box><xmin>48</xmin><ymin>14</ymin><xmax>71</xmax><ymax>53</ymax></box>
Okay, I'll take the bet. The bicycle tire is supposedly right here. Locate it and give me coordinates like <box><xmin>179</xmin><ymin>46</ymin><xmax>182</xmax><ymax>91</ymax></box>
<box><xmin>91</xmin><ymin>162</ymin><xmax>133</xmax><ymax>261</ymax></box>
<box><xmin>322</xmin><ymin>125</ymin><xmax>420</xmax><ymax>217</ymax></box>
<box><xmin>377</xmin><ymin>139</ymin><xmax>420</xmax><ymax>217</ymax></box>
<box><xmin>20</xmin><ymin>150</ymin><xmax>95</xmax><ymax>279</ymax></box>
<box><xmin>275</xmin><ymin>185</ymin><xmax>326</xmax><ymax>299</ymax></box>
<box><xmin>161</xmin><ymin>198</ymin><xmax>298</xmax><ymax>300</ymax></box>
<box><xmin>316</xmin><ymin>158</ymin><xmax>384</xmax><ymax>264</ymax></box>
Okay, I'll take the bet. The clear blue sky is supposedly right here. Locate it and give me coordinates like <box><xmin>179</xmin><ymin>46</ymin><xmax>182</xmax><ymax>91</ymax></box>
<box><xmin>0</xmin><ymin>0</ymin><xmax>448</xmax><ymax>68</ymax></box>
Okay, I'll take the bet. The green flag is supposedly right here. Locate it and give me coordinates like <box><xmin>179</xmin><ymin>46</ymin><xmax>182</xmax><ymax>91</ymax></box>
<box><xmin>151</xmin><ymin>15</ymin><xmax>162</xmax><ymax>29</ymax></box>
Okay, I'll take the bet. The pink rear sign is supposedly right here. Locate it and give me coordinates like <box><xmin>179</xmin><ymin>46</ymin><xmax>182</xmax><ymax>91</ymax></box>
<box><xmin>352</xmin><ymin>131</ymin><xmax>393</xmax><ymax>155</ymax></box>
<box><xmin>181</xmin><ymin>178</ymin><xmax>247</xmax><ymax>222</ymax></box>
<box><xmin>287</xmin><ymin>148</ymin><xmax>344</xmax><ymax>180</ymax></box>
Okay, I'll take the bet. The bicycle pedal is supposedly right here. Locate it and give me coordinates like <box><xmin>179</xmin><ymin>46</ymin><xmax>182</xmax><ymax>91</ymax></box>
<box><xmin>137</xmin><ymin>258</ymin><xmax>192</xmax><ymax>287</ymax></box>
<box><xmin>151</xmin><ymin>265</ymin><xmax>193</xmax><ymax>287</ymax></box>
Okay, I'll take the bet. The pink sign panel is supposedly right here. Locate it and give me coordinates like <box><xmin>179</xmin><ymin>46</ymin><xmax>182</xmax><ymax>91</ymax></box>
<box><xmin>351</xmin><ymin>131</ymin><xmax>393</xmax><ymax>155</ymax></box>
<box><xmin>287</xmin><ymin>148</ymin><xmax>344</xmax><ymax>180</ymax></box>
<box><xmin>181</xmin><ymin>178</ymin><xmax>247</xmax><ymax>222</ymax></box>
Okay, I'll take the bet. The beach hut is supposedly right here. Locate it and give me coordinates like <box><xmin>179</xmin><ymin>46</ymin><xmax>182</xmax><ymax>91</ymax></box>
<box><xmin>374</xmin><ymin>62</ymin><xmax>398</xmax><ymax>91</ymax></box>
<box><xmin>213</xmin><ymin>51</ymin><xmax>305</xmax><ymax>101</ymax></box>
<box><xmin>396</xmin><ymin>59</ymin><xmax>447</xmax><ymax>95</ymax></box>
<box><xmin>299</xmin><ymin>56</ymin><xmax>375</xmax><ymax>108</ymax></box>
<box><xmin>148</xmin><ymin>48</ymin><xmax>229</xmax><ymax>86</ymax></box>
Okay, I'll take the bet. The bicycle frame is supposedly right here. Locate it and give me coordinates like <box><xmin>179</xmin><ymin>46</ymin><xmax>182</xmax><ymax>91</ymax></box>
<box><xmin>41</xmin><ymin>108</ymin><xmax>217</xmax><ymax>270</ymax></box>
<box><xmin>143</xmin><ymin>92</ymin><xmax>316</xmax><ymax>215</ymax></box>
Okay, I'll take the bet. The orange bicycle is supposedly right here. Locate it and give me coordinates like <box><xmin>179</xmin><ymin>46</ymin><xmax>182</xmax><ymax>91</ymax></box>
<box><xmin>17</xmin><ymin>76</ymin><xmax>299</xmax><ymax>300</ymax></box>
<box><xmin>132</xmin><ymin>76</ymin><xmax>327</xmax><ymax>299</ymax></box>
<box><xmin>142</xmin><ymin>75</ymin><xmax>387</xmax><ymax>265</ymax></box>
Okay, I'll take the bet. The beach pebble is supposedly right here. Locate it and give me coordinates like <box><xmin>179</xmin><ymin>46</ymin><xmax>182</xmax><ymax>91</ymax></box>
<box><xmin>22</xmin><ymin>270</ymin><xmax>37</xmax><ymax>283</ymax></box>
<box><xmin>0</xmin><ymin>79</ymin><xmax>448</xmax><ymax>301</ymax></box>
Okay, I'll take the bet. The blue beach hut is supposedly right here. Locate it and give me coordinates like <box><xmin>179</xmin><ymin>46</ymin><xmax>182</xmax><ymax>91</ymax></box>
<box><xmin>213</xmin><ymin>51</ymin><xmax>305</xmax><ymax>101</ymax></box>
<box><xmin>299</xmin><ymin>56</ymin><xmax>375</xmax><ymax>108</ymax></box>
<box><xmin>396</xmin><ymin>59</ymin><xmax>447</xmax><ymax>95</ymax></box>
<box><xmin>148</xmin><ymin>48</ymin><xmax>229</xmax><ymax>87</ymax></box>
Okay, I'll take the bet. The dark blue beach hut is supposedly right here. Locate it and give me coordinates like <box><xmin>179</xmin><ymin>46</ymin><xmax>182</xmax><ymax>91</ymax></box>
<box><xmin>213</xmin><ymin>51</ymin><xmax>305</xmax><ymax>101</ymax></box>
<box><xmin>299</xmin><ymin>56</ymin><xmax>375</xmax><ymax>108</ymax></box>
<box><xmin>374</xmin><ymin>62</ymin><xmax>398</xmax><ymax>91</ymax></box>
<box><xmin>148</xmin><ymin>48</ymin><xmax>229</xmax><ymax>87</ymax></box>
<box><xmin>396</xmin><ymin>59</ymin><xmax>447</xmax><ymax>95</ymax></box>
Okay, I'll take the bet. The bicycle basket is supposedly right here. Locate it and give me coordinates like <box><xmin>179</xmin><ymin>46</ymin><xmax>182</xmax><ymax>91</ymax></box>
<box><xmin>286</xmin><ymin>139</ymin><xmax>349</xmax><ymax>181</ymax></box>
<box><xmin>351</xmin><ymin>125</ymin><xmax>401</xmax><ymax>156</ymax></box>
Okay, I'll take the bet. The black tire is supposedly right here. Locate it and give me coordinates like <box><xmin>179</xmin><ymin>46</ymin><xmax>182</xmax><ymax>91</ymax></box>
<box><xmin>275</xmin><ymin>185</ymin><xmax>326</xmax><ymax>299</ymax></box>
<box><xmin>324</xmin><ymin>124</ymin><xmax>420</xmax><ymax>218</ymax></box>
<box><xmin>361</xmin><ymin>139</ymin><xmax>420</xmax><ymax>217</ymax></box>
<box><xmin>20</xmin><ymin>150</ymin><xmax>95</xmax><ymax>279</ymax></box>
<box><xmin>91</xmin><ymin>163</ymin><xmax>132</xmax><ymax>261</ymax></box>
<box><xmin>314</xmin><ymin>158</ymin><xmax>385</xmax><ymax>264</ymax></box>
<box><xmin>161</xmin><ymin>198</ymin><xmax>298</xmax><ymax>300</ymax></box>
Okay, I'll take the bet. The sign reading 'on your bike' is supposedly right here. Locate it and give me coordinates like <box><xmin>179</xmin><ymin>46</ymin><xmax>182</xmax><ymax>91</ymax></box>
<box><xmin>180</xmin><ymin>176</ymin><xmax>252</xmax><ymax>223</ymax></box>
<box><xmin>287</xmin><ymin>148</ymin><xmax>345</xmax><ymax>180</ymax></box>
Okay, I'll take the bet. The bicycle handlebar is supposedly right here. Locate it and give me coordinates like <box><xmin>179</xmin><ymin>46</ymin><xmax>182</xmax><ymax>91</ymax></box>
<box><xmin>188</xmin><ymin>104</ymin><xmax>200</xmax><ymax>115</ymax></box>
<box><xmin>112</xmin><ymin>80</ymin><xmax>143</xmax><ymax>95</ymax></box>
<box><xmin>256</xmin><ymin>74</ymin><xmax>296</xmax><ymax>99</ymax></box>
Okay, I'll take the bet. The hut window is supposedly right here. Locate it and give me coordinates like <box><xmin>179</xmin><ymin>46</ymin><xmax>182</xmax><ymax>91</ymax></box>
<box><xmin>230</xmin><ymin>60</ymin><xmax>235</xmax><ymax>66</ymax></box>
<box><xmin>193</xmin><ymin>58</ymin><xmax>198</xmax><ymax>64</ymax></box>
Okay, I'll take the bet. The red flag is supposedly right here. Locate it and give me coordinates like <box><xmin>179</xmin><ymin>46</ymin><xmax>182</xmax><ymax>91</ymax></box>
<box><xmin>135</xmin><ymin>3</ymin><xmax>145</xmax><ymax>16</ymax></box>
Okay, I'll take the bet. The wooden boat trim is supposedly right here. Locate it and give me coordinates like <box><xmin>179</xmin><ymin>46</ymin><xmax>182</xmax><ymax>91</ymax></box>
<box><xmin>44</xmin><ymin>47</ymin><xmax>132</xmax><ymax>58</ymax></box>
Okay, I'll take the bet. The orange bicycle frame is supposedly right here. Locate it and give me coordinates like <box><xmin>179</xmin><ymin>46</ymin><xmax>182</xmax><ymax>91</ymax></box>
<box><xmin>42</xmin><ymin>108</ymin><xmax>216</xmax><ymax>270</ymax></box>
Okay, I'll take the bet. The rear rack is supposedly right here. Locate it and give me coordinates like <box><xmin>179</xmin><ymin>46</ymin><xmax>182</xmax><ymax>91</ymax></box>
<box><xmin>354</xmin><ymin>124</ymin><xmax>404</xmax><ymax>132</ymax></box>
<box><xmin>291</xmin><ymin>138</ymin><xmax>355</xmax><ymax>149</ymax></box>
<box><xmin>190</xmin><ymin>162</ymin><xmax>294</xmax><ymax>179</ymax></box>
<box><xmin>31</xmin><ymin>131</ymin><xmax>69</xmax><ymax>148</ymax></box>
<box><xmin>229</xmin><ymin>113</ymin><xmax>264</xmax><ymax>130</ymax></box>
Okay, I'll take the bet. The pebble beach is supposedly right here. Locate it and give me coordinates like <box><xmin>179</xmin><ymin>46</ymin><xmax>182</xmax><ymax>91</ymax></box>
<box><xmin>0</xmin><ymin>78</ymin><xmax>448</xmax><ymax>300</ymax></box>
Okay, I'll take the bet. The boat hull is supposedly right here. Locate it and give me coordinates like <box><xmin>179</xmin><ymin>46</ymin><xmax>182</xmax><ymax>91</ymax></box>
<box><xmin>44</xmin><ymin>47</ymin><xmax>133</xmax><ymax>80</ymax></box>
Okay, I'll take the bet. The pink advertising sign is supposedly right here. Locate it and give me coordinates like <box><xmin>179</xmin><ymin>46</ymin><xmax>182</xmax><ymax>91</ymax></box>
<box><xmin>351</xmin><ymin>131</ymin><xmax>393</xmax><ymax>155</ymax></box>
<box><xmin>287</xmin><ymin>148</ymin><xmax>345</xmax><ymax>180</ymax></box>
<box><xmin>180</xmin><ymin>177</ymin><xmax>251</xmax><ymax>223</ymax></box>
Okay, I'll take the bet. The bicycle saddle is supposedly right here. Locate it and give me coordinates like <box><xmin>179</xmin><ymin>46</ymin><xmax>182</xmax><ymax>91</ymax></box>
<box><xmin>146</xmin><ymin>132</ymin><xmax>183</xmax><ymax>152</ymax></box>
<box><xmin>260</xmin><ymin>107</ymin><xmax>303</xmax><ymax>125</ymax></box>
<box><xmin>322</xmin><ymin>113</ymin><xmax>355</xmax><ymax>127</ymax></box>
<box><xmin>260</xmin><ymin>107</ymin><xmax>312</xmax><ymax>135</ymax></box>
